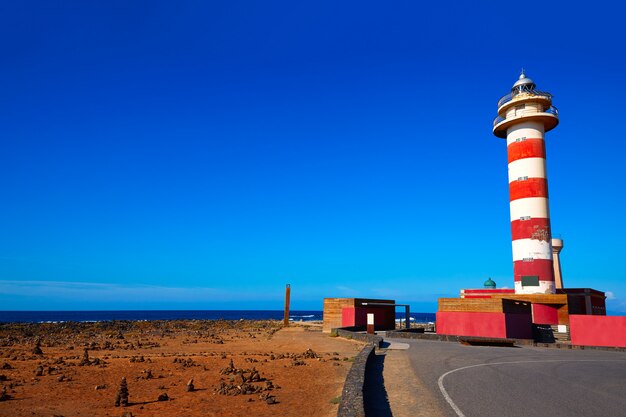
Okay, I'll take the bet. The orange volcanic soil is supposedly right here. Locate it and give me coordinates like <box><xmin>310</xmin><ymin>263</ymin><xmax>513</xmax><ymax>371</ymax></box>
<box><xmin>0</xmin><ymin>320</ymin><xmax>363</xmax><ymax>417</ymax></box>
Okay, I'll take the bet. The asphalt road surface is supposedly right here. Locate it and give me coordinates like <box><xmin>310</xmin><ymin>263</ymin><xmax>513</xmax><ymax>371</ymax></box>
<box><xmin>386</xmin><ymin>338</ymin><xmax>626</xmax><ymax>417</ymax></box>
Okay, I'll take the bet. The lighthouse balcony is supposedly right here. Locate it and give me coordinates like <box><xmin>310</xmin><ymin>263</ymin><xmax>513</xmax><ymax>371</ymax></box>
<box><xmin>493</xmin><ymin>106</ymin><xmax>559</xmax><ymax>138</ymax></box>
<box><xmin>498</xmin><ymin>90</ymin><xmax>553</xmax><ymax>109</ymax></box>
<box><xmin>497</xmin><ymin>91</ymin><xmax>553</xmax><ymax>117</ymax></box>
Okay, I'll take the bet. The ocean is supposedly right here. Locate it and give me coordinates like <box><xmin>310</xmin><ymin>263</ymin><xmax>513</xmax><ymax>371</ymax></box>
<box><xmin>0</xmin><ymin>310</ymin><xmax>436</xmax><ymax>324</ymax></box>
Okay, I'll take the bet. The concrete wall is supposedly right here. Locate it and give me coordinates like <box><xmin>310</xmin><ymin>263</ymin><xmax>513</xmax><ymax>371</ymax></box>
<box><xmin>570</xmin><ymin>315</ymin><xmax>626</xmax><ymax>348</ymax></box>
<box><xmin>436</xmin><ymin>311</ymin><xmax>533</xmax><ymax>339</ymax></box>
<box><xmin>331</xmin><ymin>327</ymin><xmax>384</xmax><ymax>347</ymax></box>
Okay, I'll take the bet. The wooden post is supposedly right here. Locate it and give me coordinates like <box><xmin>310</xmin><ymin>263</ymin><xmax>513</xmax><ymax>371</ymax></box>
<box><xmin>283</xmin><ymin>284</ymin><xmax>291</xmax><ymax>327</ymax></box>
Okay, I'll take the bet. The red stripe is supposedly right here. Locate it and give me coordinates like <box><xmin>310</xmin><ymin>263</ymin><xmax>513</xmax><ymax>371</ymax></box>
<box><xmin>507</xmin><ymin>138</ymin><xmax>545</xmax><ymax>163</ymax></box>
<box><xmin>509</xmin><ymin>177</ymin><xmax>548</xmax><ymax>201</ymax></box>
<box><xmin>511</xmin><ymin>218</ymin><xmax>552</xmax><ymax>241</ymax></box>
<box><xmin>513</xmin><ymin>259</ymin><xmax>554</xmax><ymax>282</ymax></box>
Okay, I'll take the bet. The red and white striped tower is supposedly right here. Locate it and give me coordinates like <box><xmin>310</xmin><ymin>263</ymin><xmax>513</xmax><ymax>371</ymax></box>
<box><xmin>493</xmin><ymin>72</ymin><xmax>559</xmax><ymax>294</ymax></box>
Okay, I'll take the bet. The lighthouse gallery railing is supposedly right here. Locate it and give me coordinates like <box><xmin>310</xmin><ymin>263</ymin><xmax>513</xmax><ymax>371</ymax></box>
<box><xmin>493</xmin><ymin>106</ymin><xmax>559</xmax><ymax>127</ymax></box>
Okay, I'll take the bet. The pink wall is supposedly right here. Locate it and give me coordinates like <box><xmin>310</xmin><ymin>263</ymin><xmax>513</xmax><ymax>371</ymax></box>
<box><xmin>532</xmin><ymin>304</ymin><xmax>559</xmax><ymax>325</ymax></box>
<box><xmin>570</xmin><ymin>315</ymin><xmax>626</xmax><ymax>348</ymax></box>
<box><xmin>342</xmin><ymin>307</ymin><xmax>356</xmax><ymax>327</ymax></box>
<box><xmin>436</xmin><ymin>311</ymin><xmax>532</xmax><ymax>339</ymax></box>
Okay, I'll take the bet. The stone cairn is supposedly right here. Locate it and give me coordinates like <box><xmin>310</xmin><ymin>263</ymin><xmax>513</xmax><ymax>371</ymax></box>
<box><xmin>32</xmin><ymin>338</ymin><xmax>43</xmax><ymax>355</ymax></box>
<box><xmin>79</xmin><ymin>349</ymin><xmax>91</xmax><ymax>366</ymax></box>
<box><xmin>302</xmin><ymin>348</ymin><xmax>318</xmax><ymax>359</ymax></box>
<box><xmin>0</xmin><ymin>386</ymin><xmax>10</xmax><ymax>402</ymax></box>
<box><xmin>79</xmin><ymin>348</ymin><xmax>104</xmax><ymax>366</ymax></box>
<box><xmin>115</xmin><ymin>377</ymin><xmax>129</xmax><ymax>407</ymax></box>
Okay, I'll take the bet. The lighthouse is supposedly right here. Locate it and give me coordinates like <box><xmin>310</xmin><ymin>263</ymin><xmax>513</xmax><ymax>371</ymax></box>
<box><xmin>435</xmin><ymin>71</ymin><xmax>609</xmax><ymax>342</ymax></box>
<box><xmin>493</xmin><ymin>71</ymin><xmax>559</xmax><ymax>294</ymax></box>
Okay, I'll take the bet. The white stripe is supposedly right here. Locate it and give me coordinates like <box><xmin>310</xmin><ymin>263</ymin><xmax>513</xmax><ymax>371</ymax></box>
<box><xmin>508</xmin><ymin>157</ymin><xmax>546</xmax><ymax>183</ymax></box>
<box><xmin>438</xmin><ymin>360</ymin><xmax>626</xmax><ymax>417</ymax></box>
<box><xmin>505</xmin><ymin>122</ymin><xmax>544</xmax><ymax>146</ymax></box>
<box><xmin>506</xmin><ymin>130</ymin><xmax>544</xmax><ymax>146</ymax></box>
<box><xmin>515</xmin><ymin>281</ymin><xmax>555</xmax><ymax>294</ymax></box>
<box><xmin>512</xmin><ymin>238</ymin><xmax>552</xmax><ymax>261</ymax></box>
<box><xmin>509</xmin><ymin>197</ymin><xmax>550</xmax><ymax>221</ymax></box>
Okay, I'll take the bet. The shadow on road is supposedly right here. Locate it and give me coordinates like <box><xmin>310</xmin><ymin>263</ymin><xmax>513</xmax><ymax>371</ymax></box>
<box><xmin>363</xmin><ymin>352</ymin><xmax>392</xmax><ymax>417</ymax></box>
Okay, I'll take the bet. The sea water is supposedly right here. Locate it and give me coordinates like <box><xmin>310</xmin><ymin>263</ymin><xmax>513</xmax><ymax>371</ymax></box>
<box><xmin>0</xmin><ymin>310</ymin><xmax>435</xmax><ymax>324</ymax></box>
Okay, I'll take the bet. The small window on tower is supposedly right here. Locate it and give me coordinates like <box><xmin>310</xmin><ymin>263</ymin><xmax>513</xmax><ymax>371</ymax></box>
<box><xmin>521</xmin><ymin>276</ymin><xmax>540</xmax><ymax>287</ymax></box>
<box><xmin>520</xmin><ymin>216</ymin><xmax>531</xmax><ymax>221</ymax></box>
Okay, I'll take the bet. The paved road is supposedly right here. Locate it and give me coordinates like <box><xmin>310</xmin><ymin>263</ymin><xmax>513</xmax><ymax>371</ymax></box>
<box><xmin>384</xmin><ymin>338</ymin><xmax>626</xmax><ymax>417</ymax></box>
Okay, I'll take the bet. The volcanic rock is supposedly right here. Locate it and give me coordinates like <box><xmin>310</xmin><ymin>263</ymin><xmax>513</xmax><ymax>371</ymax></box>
<box><xmin>260</xmin><ymin>392</ymin><xmax>277</xmax><ymax>404</ymax></box>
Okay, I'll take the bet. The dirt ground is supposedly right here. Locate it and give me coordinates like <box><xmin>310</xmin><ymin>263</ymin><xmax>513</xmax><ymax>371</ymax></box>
<box><xmin>0</xmin><ymin>320</ymin><xmax>364</xmax><ymax>417</ymax></box>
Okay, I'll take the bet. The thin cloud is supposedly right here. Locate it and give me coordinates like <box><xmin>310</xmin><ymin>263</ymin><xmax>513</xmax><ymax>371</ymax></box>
<box><xmin>335</xmin><ymin>285</ymin><xmax>356</xmax><ymax>294</ymax></box>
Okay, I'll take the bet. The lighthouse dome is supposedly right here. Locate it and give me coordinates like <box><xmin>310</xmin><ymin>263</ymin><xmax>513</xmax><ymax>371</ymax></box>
<box><xmin>512</xmin><ymin>70</ymin><xmax>536</xmax><ymax>91</ymax></box>
<box><xmin>483</xmin><ymin>277</ymin><xmax>496</xmax><ymax>289</ymax></box>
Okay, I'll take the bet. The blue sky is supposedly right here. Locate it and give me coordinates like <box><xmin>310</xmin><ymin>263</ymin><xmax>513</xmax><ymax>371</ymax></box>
<box><xmin>1</xmin><ymin>1</ymin><xmax>625</xmax><ymax>312</ymax></box>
